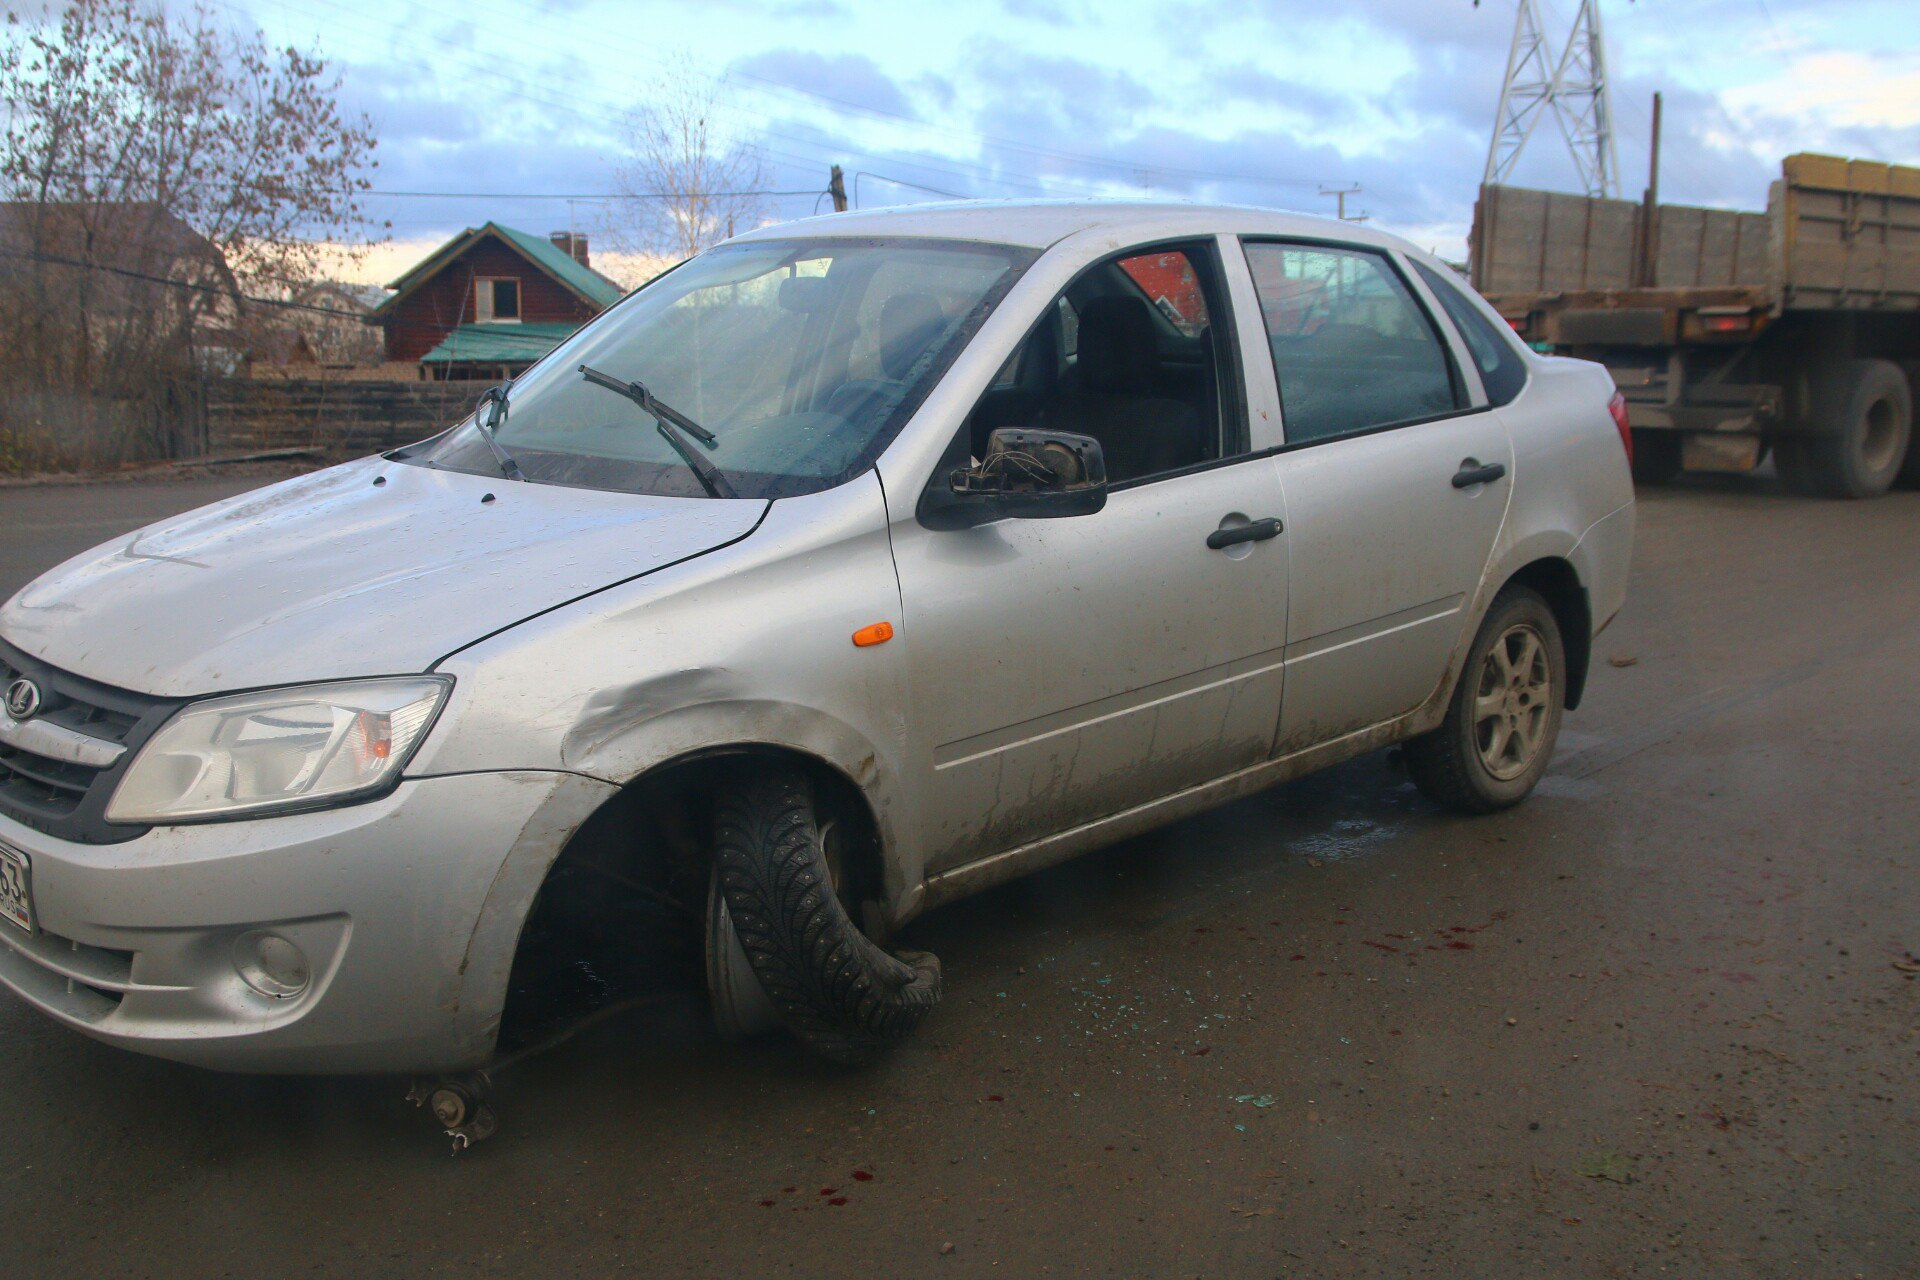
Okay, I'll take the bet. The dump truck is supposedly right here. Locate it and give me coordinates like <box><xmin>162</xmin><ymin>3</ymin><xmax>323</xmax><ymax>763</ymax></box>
<box><xmin>1471</xmin><ymin>154</ymin><xmax>1920</xmax><ymax>497</ymax></box>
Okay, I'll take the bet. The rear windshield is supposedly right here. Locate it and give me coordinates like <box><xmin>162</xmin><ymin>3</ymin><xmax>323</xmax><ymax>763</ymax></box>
<box><xmin>399</xmin><ymin>237</ymin><xmax>1036</xmax><ymax>499</ymax></box>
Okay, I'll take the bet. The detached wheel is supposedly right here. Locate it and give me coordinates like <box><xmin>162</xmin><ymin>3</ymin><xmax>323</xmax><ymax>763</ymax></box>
<box><xmin>712</xmin><ymin>766</ymin><xmax>940</xmax><ymax>1065</ymax></box>
<box><xmin>1783</xmin><ymin>359</ymin><xmax>1912</xmax><ymax>499</ymax></box>
<box><xmin>1405</xmin><ymin>588</ymin><xmax>1565</xmax><ymax>814</ymax></box>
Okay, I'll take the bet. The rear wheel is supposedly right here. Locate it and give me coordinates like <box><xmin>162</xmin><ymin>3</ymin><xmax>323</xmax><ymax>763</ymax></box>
<box><xmin>1778</xmin><ymin>359</ymin><xmax>1912</xmax><ymax>499</ymax></box>
<box><xmin>1897</xmin><ymin>362</ymin><xmax>1920</xmax><ymax>491</ymax></box>
<box><xmin>1405</xmin><ymin>588</ymin><xmax>1565</xmax><ymax>814</ymax></box>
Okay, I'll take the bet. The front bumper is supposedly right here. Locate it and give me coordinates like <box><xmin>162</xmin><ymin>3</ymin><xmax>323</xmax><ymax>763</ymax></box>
<box><xmin>0</xmin><ymin>769</ymin><xmax>615</xmax><ymax>1074</ymax></box>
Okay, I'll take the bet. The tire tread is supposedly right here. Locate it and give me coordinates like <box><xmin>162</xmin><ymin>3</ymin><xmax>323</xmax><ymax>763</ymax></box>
<box><xmin>713</xmin><ymin>768</ymin><xmax>939</xmax><ymax>1065</ymax></box>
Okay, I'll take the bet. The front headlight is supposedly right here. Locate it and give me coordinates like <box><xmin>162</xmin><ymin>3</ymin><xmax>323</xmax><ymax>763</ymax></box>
<box><xmin>106</xmin><ymin>677</ymin><xmax>451</xmax><ymax>824</ymax></box>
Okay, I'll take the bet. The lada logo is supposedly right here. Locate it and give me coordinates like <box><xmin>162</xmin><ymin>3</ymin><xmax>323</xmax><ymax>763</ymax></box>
<box><xmin>4</xmin><ymin>678</ymin><xmax>42</xmax><ymax>721</ymax></box>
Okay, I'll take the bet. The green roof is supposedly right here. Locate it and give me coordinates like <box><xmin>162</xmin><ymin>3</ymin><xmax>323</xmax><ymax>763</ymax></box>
<box><xmin>418</xmin><ymin>321</ymin><xmax>582</xmax><ymax>365</ymax></box>
<box><xmin>490</xmin><ymin>225</ymin><xmax>626</xmax><ymax>308</ymax></box>
<box><xmin>375</xmin><ymin>221</ymin><xmax>626</xmax><ymax>316</ymax></box>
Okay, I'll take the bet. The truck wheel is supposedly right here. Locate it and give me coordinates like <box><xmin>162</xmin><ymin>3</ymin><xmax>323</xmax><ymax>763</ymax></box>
<box><xmin>1897</xmin><ymin>362</ymin><xmax>1920</xmax><ymax>490</ymax></box>
<box><xmin>1630</xmin><ymin>430</ymin><xmax>1682</xmax><ymax>485</ymax></box>
<box><xmin>1404</xmin><ymin>588</ymin><xmax>1565</xmax><ymax>815</ymax></box>
<box><xmin>1790</xmin><ymin>359</ymin><xmax>1912</xmax><ymax>498</ymax></box>
<box><xmin>712</xmin><ymin>766</ymin><xmax>940</xmax><ymax>1065</ymax></box>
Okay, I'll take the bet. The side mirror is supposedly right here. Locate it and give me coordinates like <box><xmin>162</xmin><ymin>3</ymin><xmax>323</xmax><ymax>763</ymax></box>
<box><xmin>919</xmin><ymin>428</ymin><xmax>1108</xmax><ymax>530</ymax></box>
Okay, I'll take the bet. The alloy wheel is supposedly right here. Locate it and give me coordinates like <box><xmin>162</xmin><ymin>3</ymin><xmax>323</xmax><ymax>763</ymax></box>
<box><xmin>1473</xmin><ymin>623</ymin><xmax>1553</xmax><ymax>781</ymax></box>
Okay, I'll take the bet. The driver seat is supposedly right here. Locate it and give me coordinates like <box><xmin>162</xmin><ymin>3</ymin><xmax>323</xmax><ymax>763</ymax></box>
<box><xmin>1039</xmin><ymin>295</ymin><xmax>1203</xmax><ymax>483</ymax></box>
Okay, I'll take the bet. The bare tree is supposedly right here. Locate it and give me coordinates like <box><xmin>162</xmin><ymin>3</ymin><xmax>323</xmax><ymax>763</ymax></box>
<box><xmin>0</xmin><ymin>0</ymin><xmax>379</xmax><ymax>468</ymax></box>
<box><xmin>607</xmin><ymin>61</ymin><xmax>770</xmax><ymax>266</ymax></box>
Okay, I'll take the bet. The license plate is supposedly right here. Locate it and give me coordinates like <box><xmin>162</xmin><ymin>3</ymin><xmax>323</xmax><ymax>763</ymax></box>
<box><xmin>0</xmin><ymin>842</ymin><xmax>31</xmax><ymax>934</ymax></box>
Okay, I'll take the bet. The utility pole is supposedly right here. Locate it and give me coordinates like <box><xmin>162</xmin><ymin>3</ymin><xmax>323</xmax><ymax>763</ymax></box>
<box><xmin>828</xmin><ymin>165</ymin><xmax>848</xmax><ymax>213</ymax></box>
<box><xmin>1483</xmin><ymin>0</ymin><xmax>1622</xmax><ymax>199</ymax></box>
<box><xmin>1636</xmin><ymin>91</ymin><xmax>1663</xmax><ymax>286</ymax></box>
<box><xmin>1319</xmin><ymin>184</ymin><xmax>1367</xmax><ymax>222</ymax></box>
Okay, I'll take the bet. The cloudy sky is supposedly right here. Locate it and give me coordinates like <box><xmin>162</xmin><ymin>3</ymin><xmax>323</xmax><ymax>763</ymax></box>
<box><xmin>219</xmin><ymin>0</ymin><xmax>1919</xmax><ymax>283</ymax></box>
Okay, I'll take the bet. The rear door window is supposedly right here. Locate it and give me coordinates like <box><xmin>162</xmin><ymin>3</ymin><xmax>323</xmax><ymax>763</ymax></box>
<box><xmin>1243</xmin><ymin>242</ymin><xmax>1461</xmax><ymax>444</ymax></box>
<box><xmin>1412</xmin><ymin>260</ymin><xmax>1529</xmax><ymax>407</ymax></box>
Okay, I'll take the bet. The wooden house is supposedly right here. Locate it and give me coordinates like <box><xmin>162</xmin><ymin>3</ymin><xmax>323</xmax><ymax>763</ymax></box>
<box><xmin>369</xmin><ymin>224</ymin><xmax>625</xmax><ymax>380</ymax></box>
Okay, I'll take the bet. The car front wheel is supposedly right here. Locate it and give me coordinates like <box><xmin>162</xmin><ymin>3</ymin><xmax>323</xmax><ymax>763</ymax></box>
<box><xmin>1405</xmin><ymin>587</ymin><xmax>1565</xmax><ymax>814</ymax></box>
<box><xmin>711</xmin><ymin>766</ymin><xmax>941</xmax><ymax>1065</ymax></box>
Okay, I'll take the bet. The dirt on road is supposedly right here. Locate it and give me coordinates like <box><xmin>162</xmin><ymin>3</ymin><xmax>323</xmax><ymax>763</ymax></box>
<box><xmin>1</xmin><ymin>471</ymin><xmax>1915</xmax><ymax>1278</ymax></box>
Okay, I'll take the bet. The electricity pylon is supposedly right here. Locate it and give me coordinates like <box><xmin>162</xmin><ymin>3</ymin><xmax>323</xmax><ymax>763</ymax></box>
<box><xmin>1483</xmin><ymin>0</ymin><xmax>1622</xmax><ymax>198</ymax></box>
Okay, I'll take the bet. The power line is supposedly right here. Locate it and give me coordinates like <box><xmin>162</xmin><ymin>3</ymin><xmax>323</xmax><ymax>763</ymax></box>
<box><xmin>727</xmin><ymin>65</ymin><xmax>1339</xmax><ymax>192</ymax></box>
<box><xmin>365</xmin><ymin>187</ymin><xmax>823</xmax><ymax>200</ymax></box>
<box><xmin>851</xmin><ymin>171</ymin><xmax>970</xmax><ymax>207</ymax></box>
<box><xmin>0</xmin><ymin>246</ymin><xmax>380</xmax><ymax>318</ymax></box>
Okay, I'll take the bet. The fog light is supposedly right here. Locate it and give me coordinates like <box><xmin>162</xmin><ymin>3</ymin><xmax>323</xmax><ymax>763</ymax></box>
<box><xmin>232</xmin><ymin>931</ymin><xmax>311</xmax><ymax>999</ymax></box>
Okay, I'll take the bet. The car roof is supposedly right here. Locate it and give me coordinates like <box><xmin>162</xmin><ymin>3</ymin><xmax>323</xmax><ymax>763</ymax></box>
<box><xmin>725</xmin><ymin>198</ymin><xmax>1427</xmax><ymax>258</ymax></box>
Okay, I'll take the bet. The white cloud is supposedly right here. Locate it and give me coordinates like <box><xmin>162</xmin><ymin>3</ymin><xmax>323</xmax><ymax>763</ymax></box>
<box><xmin>1723</xmin><ymin>50</ymin><xmax>1920</xmax><ymax>132</ymax></box>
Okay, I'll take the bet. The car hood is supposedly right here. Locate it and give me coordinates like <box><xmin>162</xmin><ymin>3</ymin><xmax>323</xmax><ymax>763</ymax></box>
<box><xmin>0</xmin><ymin>458</ymin><xmax>768</xmax><ymax>697</ymax></box>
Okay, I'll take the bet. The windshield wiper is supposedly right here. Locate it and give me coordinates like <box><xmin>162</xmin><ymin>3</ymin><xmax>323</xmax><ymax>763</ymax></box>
<box><xmin>577</xmin><ymin>364</ymin><xmax>737</xmax><ymax>500</ymax></box>
<box><xmin>472</xmin><ymin>385</ymin><xmax>525</xmax><ymax>481</ymax></box>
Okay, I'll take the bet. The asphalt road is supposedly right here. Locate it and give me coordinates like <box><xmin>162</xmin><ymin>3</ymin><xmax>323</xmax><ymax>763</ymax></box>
<box><xmin>1</xmin><ymin>470</ymin><xmax>1916</xmax><ymax>1278</ymax></box>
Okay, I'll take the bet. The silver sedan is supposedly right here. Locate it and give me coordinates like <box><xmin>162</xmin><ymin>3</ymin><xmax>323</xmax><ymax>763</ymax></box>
<box><xmin>0</xmin><ymin>202</ymin><xmax>1633</xmax><ymax>1090</ymax></box>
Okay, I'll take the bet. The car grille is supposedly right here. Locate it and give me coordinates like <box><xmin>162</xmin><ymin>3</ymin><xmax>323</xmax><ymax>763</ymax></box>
<box><xmin>0</xmin><ymin>638</ymin><xmax>177</xmax><ymax>844</ymax></box>
<box><xmin>0</xmin><ymin>921</ymin><xmax>133</xmax><ymax>1023</ymax></box>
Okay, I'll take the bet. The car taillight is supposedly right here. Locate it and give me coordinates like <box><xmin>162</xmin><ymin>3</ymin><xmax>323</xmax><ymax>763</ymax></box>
<box><xmin>1608</xmin><ymin>391</ymin><xmax>1632</xmax><ymax>464</ymax></box>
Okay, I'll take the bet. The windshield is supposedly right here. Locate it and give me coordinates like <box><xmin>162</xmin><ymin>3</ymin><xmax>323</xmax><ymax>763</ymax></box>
<box><xmin>399</xmin><ymin>237</ymin><xmax>1036</xmax><ymax>499</ymax></box>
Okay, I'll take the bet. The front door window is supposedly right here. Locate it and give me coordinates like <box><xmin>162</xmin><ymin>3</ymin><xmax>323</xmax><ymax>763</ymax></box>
<box><xmin>960</xmin><ymin>242</ymin><xmax>1240</xmax><ymax>484</ymax></box>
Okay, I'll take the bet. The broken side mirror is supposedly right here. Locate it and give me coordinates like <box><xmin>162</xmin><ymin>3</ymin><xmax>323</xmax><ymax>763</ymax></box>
<box><xmin>919</xmin><ymin>427</ymin><xmax>1108</xmax><ymax>530</ymax></box>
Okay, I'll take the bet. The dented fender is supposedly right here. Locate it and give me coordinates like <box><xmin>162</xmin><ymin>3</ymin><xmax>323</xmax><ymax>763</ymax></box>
<box><xmin>553</xmin><ymin>696</ymin><xmax>913</xmax><ymax>913</ymax></box>
<box><xmin>408</xmin><ymin>472</ymin><xmax>922</xmax><ymax>918</ymax></box>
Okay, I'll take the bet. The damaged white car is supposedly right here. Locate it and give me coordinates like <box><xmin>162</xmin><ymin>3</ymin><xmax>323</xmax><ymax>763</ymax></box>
<box><xmin>0</xmin><ymin>202</ymin><xmax>1633</xmax><ymax>1115</ymax></box>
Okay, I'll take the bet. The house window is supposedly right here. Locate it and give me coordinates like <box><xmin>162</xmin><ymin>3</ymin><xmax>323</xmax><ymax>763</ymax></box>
<box><xmin>475</xmin><ymin>277</ymin><xmax>520</xmax><ymax>323</ymax></box>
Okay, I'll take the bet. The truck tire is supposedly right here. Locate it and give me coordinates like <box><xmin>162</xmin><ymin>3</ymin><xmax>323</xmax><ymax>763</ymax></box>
<box><xmin>1898</xmin><ymin>362</ymin><xmax>1920</xmax><ymax>490</ymax></box>
<box><xmin>1784</xmin><ymin>359</ymin><xmax>1912</xmax><ymax>499</ymax></box>
<box><xmin>1630</xmin><ymin>429</ymin><xmax>1682</xmax><ymax>485</ymax></box>
<box><xmin>712</xmin><ymin>766</ymin><xmax>940</xmax><ymax>1065</ymax></box>
<box><xmin>1404</xmin><ymin>588</ymin><xmax>1565</xmax><ymax>815</ymax></box>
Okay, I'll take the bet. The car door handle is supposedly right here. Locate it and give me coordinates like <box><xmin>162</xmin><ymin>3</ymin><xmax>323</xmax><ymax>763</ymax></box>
<box><xmin>1206</xmin><ymin>517</ymin><xmax>1284</xmax><ymax>550</ymax></box>
<box><xmin>1452</xmin><ymin>461</ymin><xmax>1508</xmax><ymax>489</ymax></box>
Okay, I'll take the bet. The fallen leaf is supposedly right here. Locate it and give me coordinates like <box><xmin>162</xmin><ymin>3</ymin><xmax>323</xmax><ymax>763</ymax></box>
<box><xmin>1574</xmin><ymin>1150</ymin><xmax>1635</xmax><ymax>1183</ymax></box>
<box><xmin>1608</xmin><ymin>654</ymin><xmax>1638</xmax><ymax>668</ymax></box>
